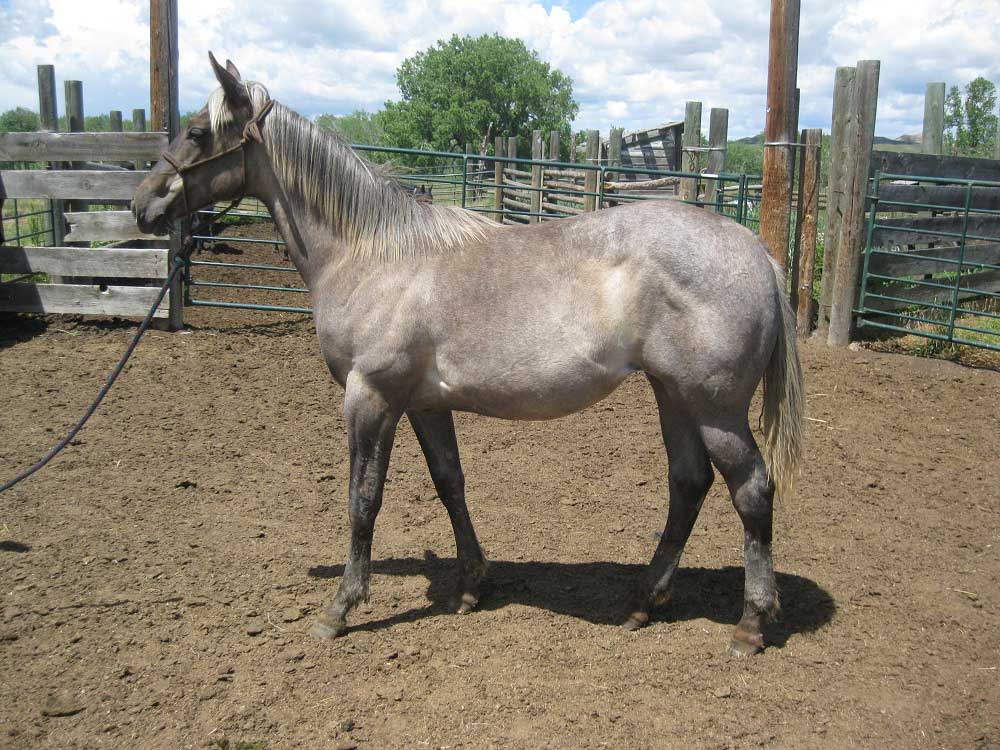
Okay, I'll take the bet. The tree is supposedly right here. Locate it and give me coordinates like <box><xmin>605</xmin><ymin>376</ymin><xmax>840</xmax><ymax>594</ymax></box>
<box><xmin>0</xmin><ymin>107</ymin><xmax>40</xmax><ymax>132</ymax></box>
<box><xmin>377</xmin><ymin>34</ymin><xmax>578</xmax><ymax>159</ymax></box>
<box><xmin>315</xmin><ymin>110</ymin><xmax>384</xmax><ymax>146</ymax></box>
<box><xmin>944</xmin><ymin>77</ymin><xmax>997</xmax><ymax>157</ymax></box>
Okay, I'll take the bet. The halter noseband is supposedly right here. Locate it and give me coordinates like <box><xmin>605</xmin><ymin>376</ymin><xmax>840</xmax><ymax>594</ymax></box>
<box><xmin>160</xmin><ymin>99</ymin><xmax>275</xmax><ymax>218</ymax></box>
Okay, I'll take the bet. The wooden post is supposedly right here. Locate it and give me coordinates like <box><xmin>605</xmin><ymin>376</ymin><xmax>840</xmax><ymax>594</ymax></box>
<box><xmin>795</xmin><ymin>128</ymin><xmax>822</xmax><ymax>336</ymax></box>
<box><xmin>132</xmin><ymin>108</ymin><xmax>147</xmax><ymax>132</ymax></box>
<box><xmin>132</xmin><ymin>108</ymin><xmax>147</xmax><ymax>170</ymax></box>
<box><xmin>582</xmin><ymin>130</ymin><xmax>600</xmax><ymax>211</ymax></box>
<box><xmin>608</xmin><ymin>127</ymin><xmax>623</xmax><ymax>168</ymax></box>
<box><xmin>680</xmin><ymin>101</ymin><xmax>702</xmax><ymax>203</ymax></box>
<box><xmin>150</xmin><ymin>0</ymin><xmax>183</xmax><ymax>330</ymax></box>
<box><xmin>704</xmin><ymin>108</ymin><xmax>729</xmax><ymax>210</ymax></box>
<box><xmin>37</xmin><ymin>65</ymin><xmax>59</xmax><ymax>133</ymax></box>
<box><xmin>816</xmin><ymin>66</ymin><xmax>856</xmax><ymax>340</ymax></box>
<box><xmin>37</xmin><ymin>65</ymin><xmax>65</xmax><ymax>263</ymax></box>
<box><xmin>760</xmin><ymin>0</ymin><xmax>801</xmax><ymax>272</ymax></box>
<box><xmin>548</xmin><ymin>130</ymin><xmax>560</xmax><ymax>161</ymax></box>
<box><xmin>530</xmin><ymin>129</ymin><xmax>543</xmax><ymax>222</ymax></box>
<box><xmin>507</xmin><ymin>136</ymin><xmax>520</xmax><ymax>222</ymax></box>
<box><xmin>109</xmin><ymin>110</ymin><xmax>123</xmax><ymax>132</ymax></box>
<box><xmin>827</xmin><ymin>60</ymin><xmax>880</xmax><ymax>347</ymax></box>
<box><xmin>63</xmin><ymin>81</ymin><xmax>86</xmax><ymax>216</ymax></box>
<box><xmin>493</xmin><ymin>135</ymin><xmax>504</xmax><ymax>222</ymax></box>
<box><xmin>922</xmin><ymin>83</ymin><xmax>945</xmax><ymax>155</ymax></box>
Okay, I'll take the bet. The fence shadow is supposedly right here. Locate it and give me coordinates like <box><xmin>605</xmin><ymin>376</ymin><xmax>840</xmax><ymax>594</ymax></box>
<box><xmin>308</xmin><ymin>553</ymin><xmax>835</xmax><ymax>649</ymax></box>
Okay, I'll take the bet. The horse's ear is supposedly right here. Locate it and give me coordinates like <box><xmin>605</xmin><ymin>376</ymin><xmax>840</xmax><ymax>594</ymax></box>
<box><xmin>225</xmin><ymin>59</ymin><xmax>242</xmax><ymax>82</ymax></box>
<box><xmin>209</xmin><ymin>51</ymin><xmax>248</xmax><ymax>107</ymax></box>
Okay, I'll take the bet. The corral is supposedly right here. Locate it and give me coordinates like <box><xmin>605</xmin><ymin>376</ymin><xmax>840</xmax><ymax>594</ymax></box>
<box><xmin>2</xmin><ymin>1</ymin><xmax>1000</xmax><ymax>749</ymax></box>
<box><xmin>1</xmin><ymin>243</ymin><xmax>998</xmax><ymax>747</ymax></box>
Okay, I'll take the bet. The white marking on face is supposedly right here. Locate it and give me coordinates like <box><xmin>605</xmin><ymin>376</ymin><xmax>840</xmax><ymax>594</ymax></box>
<box><xmin>168</xmin><ymin>176</ymin><xmax>184</xmax><ymax>196</ymax></box>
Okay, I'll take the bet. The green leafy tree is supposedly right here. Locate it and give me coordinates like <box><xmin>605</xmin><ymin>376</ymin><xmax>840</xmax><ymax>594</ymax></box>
<box><xmin>0</xmin><ymin>107</ymin><xmax>40</xmax><ymax>132</ymax></box>
<box><xmin>944</xmin><ymin>78</ymin><xmax>998</xmax><ymax>157</ymax></box>
<box><xmin>377</xmin><ymin>34</ymin><xmax>578</xmax><ymax>160</ymax></box>
<box><xmin>315</xmin><ymin>110</ymin><xmax>385</xmax><ymax>146</ymax></box>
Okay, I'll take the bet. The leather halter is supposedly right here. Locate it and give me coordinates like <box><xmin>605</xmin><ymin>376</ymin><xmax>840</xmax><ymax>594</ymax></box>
<box><xmin>160</xmin><ymin>99</ymin><xmax>275</xmax><ymax>217</ymax></box>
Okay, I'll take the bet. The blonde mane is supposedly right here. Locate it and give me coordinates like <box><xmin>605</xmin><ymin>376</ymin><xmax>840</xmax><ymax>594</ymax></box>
<box><xmin>208</xmin><ymin>82</ymin><xmax>498</xmax><ymax>261</ymax></box>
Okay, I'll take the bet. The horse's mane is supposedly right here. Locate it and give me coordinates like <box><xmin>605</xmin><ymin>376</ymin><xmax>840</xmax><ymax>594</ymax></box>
<box><xmin>208</xmin><ymin>82</ymin><xmax>498</xmax><ymax>262</ymax></box>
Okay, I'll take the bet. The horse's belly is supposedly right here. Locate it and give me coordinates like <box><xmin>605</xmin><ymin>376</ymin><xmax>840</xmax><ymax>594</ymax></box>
<box><xmin>412</xmin><ymin>351</ymin><xmax>636</xmax><ymax>420</ymax></box>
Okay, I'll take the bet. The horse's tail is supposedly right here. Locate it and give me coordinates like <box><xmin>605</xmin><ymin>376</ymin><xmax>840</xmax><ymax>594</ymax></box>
<box><xmin>762</xmin><ymin>256</ymin><xmax>805</xmax><ymax>501</ymax></box>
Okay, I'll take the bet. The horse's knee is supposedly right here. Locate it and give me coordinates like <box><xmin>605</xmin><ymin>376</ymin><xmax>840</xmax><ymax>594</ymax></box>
<box><xmin>672</xmin><ymin>460</ymin><xmax>713</xmax><ymax>499</ymax></box>
<box><xmin>731</xmin><ymin>469</ymin><xmax>774</xmax><ymax>523</ymax></box>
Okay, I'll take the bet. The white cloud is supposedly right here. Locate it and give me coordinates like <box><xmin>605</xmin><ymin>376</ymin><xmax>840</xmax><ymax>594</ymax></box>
<box><xmin>0</xmin><ymin>0</ymin><xmax>997</xmax><ymax>140</ymax></box>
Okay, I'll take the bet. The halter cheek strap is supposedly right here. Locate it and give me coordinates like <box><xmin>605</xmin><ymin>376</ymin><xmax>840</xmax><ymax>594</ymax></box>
<box><xmin>160</xmin><ymin>99</ymin><xmax>276</xmax><ymax>218</ymax></box>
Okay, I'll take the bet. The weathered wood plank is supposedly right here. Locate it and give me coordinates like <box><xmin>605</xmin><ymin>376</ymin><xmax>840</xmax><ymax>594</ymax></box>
<box><xmin>0</xmin><ymin>246</ymin><xmax>168</xmax><ymax>278</ymax></box>
<box><xmin>877</xmin><ymin>183</ymin><xmax>1000</xmax><ymax>212</ymax></box>
<box><xmin>0</xmin><ymin>170</ymin><xmax>148</xmax><ymax>200</ymax></box>
<box><xmin>868</xmin><ymin>243</ymin><xmax>1000</xmax><ymax>277</ymax></box>
<box><xmin>872</xmin><ymin>214</ymin><xmax>1000</xmax><ymax>246</ymax></box>
<box><xmin>864</xmin><ymin>268</ymin><xmax>1000</xmax><ymax>312</ymax></box>
<box><xmin>0</xmin><ymin>282</ymin><xmax>168</xmax><ymax>318</ymax></box>
<box><xmin>64</xmin><ymin>210</ymin><xmax>165</xmax><ymax>242</ymax></box>
<box><xmin>870</xmin><ymin>150</ymin><xmax>1000</xmax><ymax>182</ymax></box>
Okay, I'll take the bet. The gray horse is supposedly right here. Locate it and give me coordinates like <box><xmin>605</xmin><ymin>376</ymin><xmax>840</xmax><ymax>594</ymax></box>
<box><xmin>133</xmin><ymin>54</ymin><xmax>803</xmax><ymax>656</ymax></box>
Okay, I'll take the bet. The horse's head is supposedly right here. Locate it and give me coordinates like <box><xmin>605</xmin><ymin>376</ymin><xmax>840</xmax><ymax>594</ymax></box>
<box><xmin>132</xmin><ymin>52</ymin><xmax>270</xmax><ymax>235</ymax></box>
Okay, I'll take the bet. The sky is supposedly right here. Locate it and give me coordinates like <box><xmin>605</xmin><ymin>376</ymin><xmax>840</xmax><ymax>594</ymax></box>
<box><xmin>0</xmin><ymin>0</ymin><xmax>998</xmax><ymax>140</ymax></box>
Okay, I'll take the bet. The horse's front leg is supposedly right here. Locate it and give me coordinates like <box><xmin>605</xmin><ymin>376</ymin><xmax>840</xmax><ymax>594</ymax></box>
<box><xmin>312</xmin><ymin>373</ymin><xmax>402</xmax><ymax>639</ymax></box>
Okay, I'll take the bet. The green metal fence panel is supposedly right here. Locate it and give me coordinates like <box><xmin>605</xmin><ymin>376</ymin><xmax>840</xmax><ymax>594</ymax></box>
<box><xmin>185</xmin><ymin>144</ymin><xmax>755</xmax><ymax>315</ymax></box>
<box><xmin>857</xmin><ymin>171</ymin><xmax>1000</xmax><ymax>352</ymax></box>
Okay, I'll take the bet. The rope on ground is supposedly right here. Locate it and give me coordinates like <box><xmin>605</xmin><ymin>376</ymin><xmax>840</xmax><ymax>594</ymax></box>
<box><xmin>0</xmin><ymin>258</ymin><xmax>184</xmax><ymax>495</ymax></box>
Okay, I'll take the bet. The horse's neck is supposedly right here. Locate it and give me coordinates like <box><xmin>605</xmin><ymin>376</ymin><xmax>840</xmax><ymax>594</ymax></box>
<box><xmin>254</xmin><ymin>164</ymin><xmax>349</xmax><ymax>291</ymax></box>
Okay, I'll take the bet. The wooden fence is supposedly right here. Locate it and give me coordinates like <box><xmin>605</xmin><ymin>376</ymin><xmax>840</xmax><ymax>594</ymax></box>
<box><xmin>0</xmin><ymin>131</ymin><xmax>170</xmax><ymax>317</ymax></box>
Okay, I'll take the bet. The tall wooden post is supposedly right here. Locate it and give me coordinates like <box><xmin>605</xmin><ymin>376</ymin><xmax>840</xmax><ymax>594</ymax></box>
<box><xmin>794</xmin><ymin>128</ymin><xmax>822</xmax><ymax>336</ymax></box>
<box><xmin>150</xmin><ymin>0</ymin><xmax>183</xmax><ymax>330</ymax></box>
<box><xmin>680</xmin><ymin>100</ymin><xmax>702</xmax><ymax>203</ymax></box>
<box><xmin>64</xmin><ymin>81</ymin><xmax>86</xmax><ymax>216</ymax></box>
<box><xmin>704</xmin><ymin>108</ymin><xmax>729</xmax><ymax>210</ymax></box>
<box><xmin>760</xmin><ymin>0</ymin><xmax>801</xmax><ymax>273</ymax></box>
<box><xmin>530</xmin><ymin>130</ymin><xmax>543</xmax><ymax>222</ymax></box>
<box><xmin>583</xmin><ymin>130</ymin><xmax>600</xmax><ymax>212</ymax></box>
<box><xmin>37</xmin><ymin>65</ymin><xmax>65</xmax><ymax>262</ymax></box>
<box><xmin>922</xmin><ymin>83</ymin><xmax>945</xmax><ymax>155</ymax></box>
<box><xmin>493</xmin><ymin>135</ymin><xmax>504</xmax><ymax>223</ymax></box>
<box><xmin>816</xmin><ymin>66</ymin><xmax>856</xmax><ymax>340</ymax></box>
<box><xmin>827</xmin><ymin>60</ymin><xmax>880</xmax><ymax>347</ymax></box>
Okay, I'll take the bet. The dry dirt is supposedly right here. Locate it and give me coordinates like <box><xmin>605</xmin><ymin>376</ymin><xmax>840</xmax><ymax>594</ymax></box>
<box><xmin>1</xmin><ymin>227</ymin><xmax>999</xmax><ymax>750</ymax></box>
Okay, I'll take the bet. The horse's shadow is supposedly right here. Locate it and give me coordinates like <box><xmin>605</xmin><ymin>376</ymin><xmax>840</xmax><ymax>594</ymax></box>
<box><xmin>308</xmin><ymin>553</ymin><xmax>835</xmax><ymax>648</ymax></box>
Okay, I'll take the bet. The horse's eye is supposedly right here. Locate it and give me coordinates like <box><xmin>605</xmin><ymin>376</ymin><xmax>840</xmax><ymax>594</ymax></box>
<box><xmin>188</xmin><ymin>127</ymin><xmax>206</xmax><ymax>141</ymax></box>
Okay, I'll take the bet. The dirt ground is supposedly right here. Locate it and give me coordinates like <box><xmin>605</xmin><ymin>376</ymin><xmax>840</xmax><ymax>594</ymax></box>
<box><xmin>1</xmin><ymin>228</ymin><xmax>998</xmax><ymax>750</ymax></box>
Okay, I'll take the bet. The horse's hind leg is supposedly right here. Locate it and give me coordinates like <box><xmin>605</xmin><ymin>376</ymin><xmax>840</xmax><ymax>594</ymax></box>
<box><xmin>408</xmin><ymin>410</ymin><xmax>488</xmax><ymax>613</ymax></box>
<box><xmin>625</xmin><ymin>377</ymin><xmax>714</xmax><ymax>630</ymax></box>
<box><xmin>312</xmin><ymin>374</ymin><xmax>401</xmax><ymax>639</ymax></box>
<box><xmin>699</xmin><ymin>418</ymin><xmax>778</xmax><ymax>657</ymax></box>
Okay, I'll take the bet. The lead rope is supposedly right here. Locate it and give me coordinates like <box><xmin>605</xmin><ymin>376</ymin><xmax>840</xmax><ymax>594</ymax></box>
<box><xmin>0</xmin><ymin>256</ymin><xmax>184</xmax><ymax>494</ymax></box>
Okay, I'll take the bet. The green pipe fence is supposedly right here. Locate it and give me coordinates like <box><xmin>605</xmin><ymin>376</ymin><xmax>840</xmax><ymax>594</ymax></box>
<box><xmin>857</xmin><ymin>171</ymin><xmax>1000</xmax><ymax>352</ymax></box>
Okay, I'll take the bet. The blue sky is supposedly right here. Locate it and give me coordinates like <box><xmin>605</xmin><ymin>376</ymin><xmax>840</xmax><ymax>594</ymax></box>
<box><xmin>1</xmin><ymin>0</ymin><xmax>997</xmax><ymax>140</ymax></box>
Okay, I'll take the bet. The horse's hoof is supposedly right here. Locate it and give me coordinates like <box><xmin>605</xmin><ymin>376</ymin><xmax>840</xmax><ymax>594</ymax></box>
<box><xmin>622</xmin><ymin>610</ymin><xmax>649</xmax><ymax>631</ymax></box>
<box><xmin>310</xmin><ymin>614</ymin><xmax>347</xmax><ymax>640</ymax></box>
<box><xmin>727</xmin><ymin>627</ymin><xmax>765</xmax><ymax>657</ymax></box>
<box><xmin>456</xmin><ymin>592</ymin><xmax>480</xmax><ymax>615</ymax></box>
